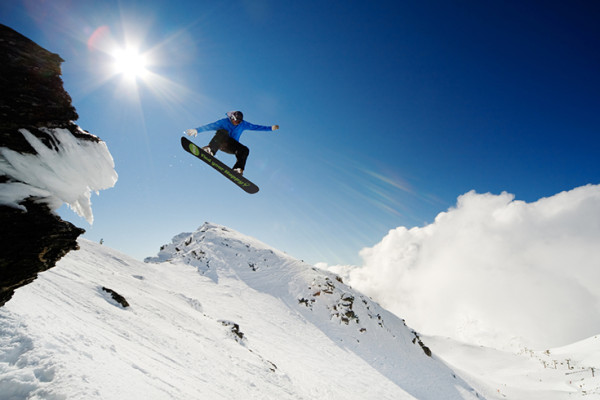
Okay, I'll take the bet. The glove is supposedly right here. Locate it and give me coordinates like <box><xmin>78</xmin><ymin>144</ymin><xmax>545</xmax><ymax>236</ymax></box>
<box><xmin>272</xmin><ymin>125</ymin><xmax>279</xmax><ymax>131</ymax></box>
<box><xmin>185</xmin><ymin>128</ymin><xmax>198</xmax><ymax>137</ymax></box>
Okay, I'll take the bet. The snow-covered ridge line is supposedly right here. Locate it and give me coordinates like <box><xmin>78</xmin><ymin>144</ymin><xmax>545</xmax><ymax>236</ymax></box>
<box><xmin>147</xmin><ymin>222</ymin><xmax>428</xmax><ymax>347</ymax></box>
<box><xmin>0</xmin><ymin>127</ymin><xmax>117</xmax><ymax>223</ymax></box>
<box><xmin>146</xmin><ymin>222</ymin><xmax>481</xmax><ymax>399</ymax></box>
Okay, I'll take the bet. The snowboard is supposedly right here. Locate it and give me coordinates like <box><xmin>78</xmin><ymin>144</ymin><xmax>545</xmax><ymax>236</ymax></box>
<box><xmin>181</xmin><ymin>136</ymin><xmax>259</xmax><ymax>194</ymax></box>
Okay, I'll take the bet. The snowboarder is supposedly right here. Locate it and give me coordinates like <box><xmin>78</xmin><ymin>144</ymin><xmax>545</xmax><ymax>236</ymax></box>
<box><xmin>185</xmin><ymin>111</ymin><xmax>279</xmax><ymax>175</ymax></box>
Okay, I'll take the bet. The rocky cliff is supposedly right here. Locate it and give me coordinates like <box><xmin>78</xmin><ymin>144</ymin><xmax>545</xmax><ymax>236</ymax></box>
<box><xmin>0</xmin><ymin>24</ymin><xmax>116</xmax><ymax>307</ymax></box>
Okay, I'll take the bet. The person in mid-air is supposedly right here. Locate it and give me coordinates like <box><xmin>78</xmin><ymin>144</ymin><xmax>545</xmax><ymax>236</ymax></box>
<box><xmin>185</xmin><ymin>111</ymin><xmax>279</xmax><ymax>175</ymax></box>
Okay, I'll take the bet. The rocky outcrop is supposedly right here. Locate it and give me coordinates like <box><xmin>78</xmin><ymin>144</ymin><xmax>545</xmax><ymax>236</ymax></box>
<box><xmin>0</xmin><ymin>24</ymin><xmax>99</xmax><ymax>307</ymax></box>
<box><xmin>101</xmin><ymin>287</ymin><xmax>130</xmax><ymax>308</ymax></box>
<box><xmin>0</xmin><ymin>24</ymin><xmax>99</xmax><ymax>148</ymax></box>
<box><xmin>0</xmin><ymin>199</ymin><xmax>84</xmax><ymax>306</ymax></box>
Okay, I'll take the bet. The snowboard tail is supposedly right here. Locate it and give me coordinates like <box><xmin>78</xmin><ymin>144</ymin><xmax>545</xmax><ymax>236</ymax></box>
<box><xmin>181</xmin><ymin>136</ymin><xmax>259</xmax><ymax>194</ymax></box>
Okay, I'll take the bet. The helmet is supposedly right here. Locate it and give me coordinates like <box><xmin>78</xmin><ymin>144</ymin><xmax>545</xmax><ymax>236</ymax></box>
<box><xmin>227</xmin><ymin>111</ymin><xmax>243</xmax><ymax>122</ymax></box>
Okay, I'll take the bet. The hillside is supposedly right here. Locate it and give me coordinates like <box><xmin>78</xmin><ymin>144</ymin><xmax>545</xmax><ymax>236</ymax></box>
<box><xmin>0</xmin><ymin>223</ymin><xmax>480</xmax><ymax>399</ymax></box>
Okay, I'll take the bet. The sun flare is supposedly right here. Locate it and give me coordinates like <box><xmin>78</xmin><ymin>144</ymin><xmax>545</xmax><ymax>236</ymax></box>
<box><xmin>86</xmin><ymin>22</ymin><xmax>188</xmax><ymax>109</ymax></box>
<box><xmin>112</xmin><ymin>47</ymin><xmax>148</xmax><ymax>79</ymax></box>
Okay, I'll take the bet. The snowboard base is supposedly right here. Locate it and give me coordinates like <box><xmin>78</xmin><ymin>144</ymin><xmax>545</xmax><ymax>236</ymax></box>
<box><xmin>181</xmin><ymin>136</ymin><xmax>259</xmax><ymax>194</ymax></box>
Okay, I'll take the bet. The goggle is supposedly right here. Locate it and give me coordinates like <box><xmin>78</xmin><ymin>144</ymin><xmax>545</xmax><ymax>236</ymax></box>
<box><xmin>229</xmin><ymin>111</ymin><xmax>243</xmax><ymax>122</ymax></box>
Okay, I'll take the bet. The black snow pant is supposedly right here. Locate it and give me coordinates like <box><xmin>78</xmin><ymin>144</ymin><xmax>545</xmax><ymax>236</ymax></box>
<box><xmin>207</xmin><ymin>129</ymin><xmax>250</xmax><ymax>171</ymax></box>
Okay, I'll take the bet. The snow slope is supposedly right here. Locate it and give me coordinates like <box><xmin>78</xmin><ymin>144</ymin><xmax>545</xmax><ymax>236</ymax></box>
<box><xmin>0</xmin><ymin>223</ymin><xmax>480</xmax><ymax>400</ymax></box>
<box><xmin>426</xmin><ymin>335</ymin><xmax>600</xmax><ymax>399</ymax></box>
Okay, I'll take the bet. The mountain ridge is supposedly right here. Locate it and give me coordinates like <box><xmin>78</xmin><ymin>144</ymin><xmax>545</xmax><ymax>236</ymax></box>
<box><xmin>145</xmin><ymin>222</ymin><xmax>481</xmax><ymax>399</ymax></box>
<box><xmin>0</xmin><ymin>222</ymin><xmax>481</xmax><ymax>399</ymax></box>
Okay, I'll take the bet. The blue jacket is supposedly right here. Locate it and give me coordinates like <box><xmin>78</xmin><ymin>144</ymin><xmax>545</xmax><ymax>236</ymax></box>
<box><xmin>196</xmin><ymin>116</ymin><xmax>272</xmax><ymax>142</ymax></box>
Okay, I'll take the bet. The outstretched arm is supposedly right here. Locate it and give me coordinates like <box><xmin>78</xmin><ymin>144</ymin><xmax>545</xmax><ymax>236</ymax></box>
<box><xmin>196</xmin><ymin>119</ymin><xmax>228</xmax><ymax>132</ymax></box>
<box><xmin>243</xmin><ymin>121</ymin><xmax>279</xmax><ymax>131</ymax></box>
<box><xmin>185</xmin><ymin>119</ymin><xmax>229</xmax><ymax>137</ymax></box>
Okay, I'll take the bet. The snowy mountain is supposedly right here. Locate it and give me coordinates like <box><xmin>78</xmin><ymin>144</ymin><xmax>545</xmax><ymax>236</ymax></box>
<box><xmin>3</xmin><ymin>22</ymin><xmax>599</xmax><ymax>400</ymax></box>
<box><xmin>0</xmin><ymin>222</ymin><xmax>482</xmax><ymax>400</ymax></box>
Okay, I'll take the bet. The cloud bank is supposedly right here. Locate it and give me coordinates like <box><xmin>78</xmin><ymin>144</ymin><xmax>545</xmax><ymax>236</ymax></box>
<box><xmin>334</xmin><ymin>185</ymin><xmax>600</xmax><ymax>350</ymax></box>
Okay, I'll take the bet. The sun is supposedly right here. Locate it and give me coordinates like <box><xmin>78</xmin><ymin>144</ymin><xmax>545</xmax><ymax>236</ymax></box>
<box><xmin>86</xmin><ymin>22</ymin><xmax>188</xmax><ymax>107</ymax></box>
<box><xmin>112</xmin><ymin>46</ymin><xmax>148</xmax><ymax>79</ymax></box>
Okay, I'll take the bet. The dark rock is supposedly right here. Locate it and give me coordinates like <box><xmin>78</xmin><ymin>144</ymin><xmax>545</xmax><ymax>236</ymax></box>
<box><xmin>219</xmin><ymin>320</ymin><xmax>245</xmax><ymax>342</ymax></box>
<box><xmin>0</xmin><ymin>199</ymin><xmax>84</xmax><ymax>307</ymax></box>
<box><xmin>101</xmin><ymin>287</ymin><xmax>130</xmax><ymax>308</ymax></box>
<box><xmin>0</xmin><ymin>25</ymin><xmax>92</xmax><ymax>307</ymax></box>
<box><xmin>411</xmin><ymin>330</ymin><xmax>432</xmax><ymax>357</ymax></box>
<box><xmin>0</xmin><ymin>24</ymin><xmax>100</xmax><ymax>153</ymax></box>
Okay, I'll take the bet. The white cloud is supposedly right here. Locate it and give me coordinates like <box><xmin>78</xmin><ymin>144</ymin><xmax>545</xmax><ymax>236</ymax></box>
<box><xmin>344</xmin><ymin>185</ymin><xmax>600</xmax><ymax>350</ymax></box>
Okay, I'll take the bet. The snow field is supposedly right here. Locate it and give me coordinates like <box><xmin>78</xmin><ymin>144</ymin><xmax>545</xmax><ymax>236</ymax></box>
<box><xmin>1</xmin><ymin>230</ymin><xmax>475</xmax><ymax>399</ymax></box>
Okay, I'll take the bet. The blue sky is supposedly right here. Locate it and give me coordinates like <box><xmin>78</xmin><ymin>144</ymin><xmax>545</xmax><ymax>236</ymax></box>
<box><xmin>3</xmin><ymin>1</ymin><xmax>599</xmax><ymax>265</ymax></box>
